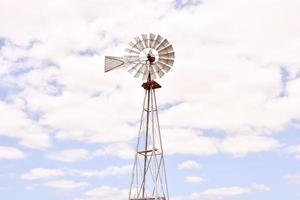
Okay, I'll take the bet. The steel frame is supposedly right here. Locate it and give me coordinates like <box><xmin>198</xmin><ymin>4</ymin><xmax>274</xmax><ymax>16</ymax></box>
<box><xmin>129</xmin><ymin>77</ymin><xmax>169</xmax><ymax>200</ymax></box>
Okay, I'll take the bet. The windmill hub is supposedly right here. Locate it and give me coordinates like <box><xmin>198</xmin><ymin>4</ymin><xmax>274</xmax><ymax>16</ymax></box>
<box><xmin>138</xmin><ymin>48</ymin><xmax>159</xmax><ymax>64</ymax></box>
<box><xmin>147</xmin><ymin>50</ymin><xmax>157</xmax><ymax>63</ymax></box>
<box><xmin>147</xmin><ymin>53</ymin><xmax>156</xmax><ymax>63</ymax></box>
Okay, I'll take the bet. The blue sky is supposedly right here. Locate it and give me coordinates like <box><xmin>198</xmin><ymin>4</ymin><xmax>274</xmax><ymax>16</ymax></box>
<box><xmin>1</xmin><ymin>0</ymin><xmax>300</xmax><ymax>200</ymax></box>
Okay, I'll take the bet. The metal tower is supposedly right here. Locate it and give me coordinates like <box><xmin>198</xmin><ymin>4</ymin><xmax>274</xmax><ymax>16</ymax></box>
<box><xmin>129</xmin><ymin>78</ymin><xmax>169</xmax><ymax>200</ymax></box>
<box><xmin>105</xmin><ymin>33</ymin><xmax>175</xmax><ymax>200</ymax></box>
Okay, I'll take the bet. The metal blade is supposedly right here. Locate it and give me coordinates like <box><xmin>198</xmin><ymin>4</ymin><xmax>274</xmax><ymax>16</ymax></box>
<box><xmin>128</xmin><ymin>63</ymin><xmax>141</xmax><ymax>73</ymax></box>
<box><xmin>128</xmin><ymin>41</ymin><xmax>141</xmax><ymax>51</ymax></box>
<box><xmin>159</xmin><ymin>52</ymin><xmax>175</xmax><ymax>59</ymax></box>
<box><xmin>134</xmin><ymin>37</ymin><xmax>145</xmax><ymax>50</ymax></box>
<box><xmin>153</xmin><ymin>34</ymin><xmax>164</xmax><ymax>49</ymax></box>
<box><xmin>125</xmin><ymin>48</ymin><xmax>140</xmax><ymax>55</ymax></box>
<box><xmin>158</xmin><ymin>44</ymin><xmax>174</xmax><ymax>54</ymax></box>
<box><xmin>141</xmin><ymin>34</ymin><xmax>149</xmax><ymax>48</ymax></box>
<box><xmin>157</xmin><ymin>61</ymin><xmax>171</xmax><ymax>72</ymax></box>
<box><xmin>153</xmin><ymin>63</ymin><xmax>165</xmax><ymax>78</ymax></box>
<box><xmin>134</xmin><ymin>64</ymin><xmax>146</xmax><ymax>78</ymax></box>
<box><xmin>156</xmin><ymin>39</ymin><xmax>170</xmax><ymax>51</ymax></box>
<box><xmin>149</xmin><ymin>33</ymin><xmax>156</xmax><ymax>48</ymax></box>
<box><xmin>149</xmin><ymin>65</ymin><xmax>157</xmax><ymax>79</ymax></box>
<box><xmin>104</xmin><ymin>56</ymin><xmax>125</xmax><ymax>72</ymax></box>
<box><xmin>158</xmin><ymin>57</ymin><xmax>174</xmax><ymax>66</ymax></box>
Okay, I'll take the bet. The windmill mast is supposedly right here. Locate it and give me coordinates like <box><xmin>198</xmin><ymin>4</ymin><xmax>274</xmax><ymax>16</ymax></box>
<box><xmin>105</xmin><ymin>33</ymin><xmax>175</xmax><ymax>200</ymax></box>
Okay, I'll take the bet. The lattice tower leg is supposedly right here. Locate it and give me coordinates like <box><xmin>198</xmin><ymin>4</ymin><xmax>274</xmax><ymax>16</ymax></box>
<box><xmin>129</xmin><ymin>80</ymin><xmax>169</xmax><ymax>200</ymax></box>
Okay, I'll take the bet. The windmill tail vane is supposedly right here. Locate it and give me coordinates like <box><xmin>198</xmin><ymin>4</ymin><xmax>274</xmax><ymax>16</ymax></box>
<box><xmin>105</xmin><ymin>33</ymin><xmax>175</xmax><ymax>200</ymax></box>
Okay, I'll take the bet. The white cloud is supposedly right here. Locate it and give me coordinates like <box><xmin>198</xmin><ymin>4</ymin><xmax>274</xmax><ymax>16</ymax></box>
<box><xmin>0</xmin><ymin>0</ymin><xmax>299</xmax><ymax>160</ymax></box>
<box><xmin>157</xmin><ymin>0</ymin><xmax>300</xmax><ymax>137</ymax></box>
<box><xmin>25</xmin><ymin>85</ymin><xmax>139</xmax><ymax>144</ymax></box>
<box><xmin>42</xmin><ymin>179</ymin><xmax>90</xmax><ymax>190</ymax></box>
<box><xmin>21</xmin><ymin>165</ymin><xmax>131</xmax><ymax>180</ymax></box>
<box><xmin>286</xmin><ymin>144</ymin><xmax>300</xmax><ymax>159</ymax></box>
<box><xmin>252</xmin><ymin>183</ymin><xmax>270</xmax><ymax>192</ymax></box>
<box><xmin>162</xmin><ymin>128</ymin><xmax>280</xmax><ymax>157</ymax></box>
<box><xmin>175</xmin><ymin>186</ymin><xmax>251</xmax><ymax>200</ymax></box>
<box><xmin>77</xmin><ymin>165</ymin><xmax>131</xmax><ymax>177</ymax></box>
<box><xmin>184</xmin><ymin>176</ymin><xmax>206</xmax><ymax>184</ymax></box>
<box><xmin>219</xmin><ymin>135</ymin><xmax>280</xmax><ymax>157</ymax></box>
<box><xmin>0</xmin><ymin>101</ymin><xmax>50</xmax><ymax>149</ymax></box>
<box><xmin>46</xmin><ymin>149</ymin><xmax>91</xmax><ymax>162</ymax></box>
<box><xmin>0</xmin><ymin>0</ymin><xmax>173</xmax><ymax>148</ymax></box>
<box><xmin>82</xmin><ymin>186</ymin><xmax>127</xmax><ymax>200</ymax></box>
<box><xmin>284</xmin><ymin>174</ymin><xmax>300</xmax><ymax>184</ymax></box>
<box><xmin>21</xmin><ymin>168</ymin><xmax>66</xmax><ymax>180</ymax></box>
<box><xmin>198</xmin><ymin>186</ymin><xmax>251</xmax><ymax>199</ymax></box>
<box><xmin>94</xmin><ymin>143</ymin><xmax>134</xmax><ymax>159</ymax></box>
<box><xmin>0</xmin><ymin>146</ymin><xmax>26</xmax><ymax>160</ymax></box>
<box><xmin>177</xmin><ymin>160</ymin><xmax>201</xmax><ymax>170</ymax></box>
<box><xmin>163</xmin><ymin>128</ymin><xmax>219</xmax><ymax>156</ymax></box>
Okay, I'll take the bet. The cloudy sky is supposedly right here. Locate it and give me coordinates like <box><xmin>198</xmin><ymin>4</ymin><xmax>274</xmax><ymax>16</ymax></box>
<box><xmin>1</xmin><ymin>0</ymin><xmax>300</xmax><ymax>199</ymax></box>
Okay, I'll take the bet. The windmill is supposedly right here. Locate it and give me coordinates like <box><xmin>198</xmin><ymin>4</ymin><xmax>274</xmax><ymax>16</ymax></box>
<box><xmin>105</xmin><ymin>33</ymin><xmax>175</xmax><ymax>200</ymax></box>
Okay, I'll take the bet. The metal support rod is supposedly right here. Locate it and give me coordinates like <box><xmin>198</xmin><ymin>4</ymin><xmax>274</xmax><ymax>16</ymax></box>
<box><xmin>153</xmin><ymin>89</ymin><xmax>169</xmax><ymax>200</ymax></box>
<box><xmin>129</xmin><ymin>89</ymin><xmax>147</xmax><ymax>199</ymax></box>
<box><xmin>151</xmin><ymin>87</ymin><xmax>158</xmax><ymax>199</ymax></box>
<box><xmin>142</xmin><ymin>74</ymin><xmax>151</xmax><ymax>197</ymax></box>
